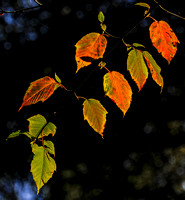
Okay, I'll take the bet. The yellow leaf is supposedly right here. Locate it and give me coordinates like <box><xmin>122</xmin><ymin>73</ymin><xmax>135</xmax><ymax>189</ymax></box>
<box><xmin>83</xmin><ymin>98</ymin><xmax>108</xmax><ymax>138</ymax></box>
<box><xmin>127</xmin><ymin>45</ymin><xmax>148</xmax><ymax>91</ymax></box>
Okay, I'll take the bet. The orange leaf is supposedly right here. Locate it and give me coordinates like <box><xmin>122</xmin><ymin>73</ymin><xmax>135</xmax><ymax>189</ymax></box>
<box><xmin>149</xmin><ymin>20</ymin><xmax>180</xmax><ymax>64</ymax></box>
<box><xmin>75</xmin><ymin>32</ymin><xmax>107</xmax><ymax>73</ymax></box>
<box><xmin>19</xmin><ymin>76</ymin><xmax>61</xmax><ymax>111</ymax></box>
<box><xmin>103</xmin><ymin>71</ymin><xmax>132</xmax><ymax>116</ymax></box>
<box><xmin>83</xmin><ymin>98</ymin><xmax>108</xmax><ymax>138</ymax></box>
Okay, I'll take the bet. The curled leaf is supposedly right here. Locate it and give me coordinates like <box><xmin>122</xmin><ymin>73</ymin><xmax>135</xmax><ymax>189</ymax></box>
<box><xmin>83</xmin><ymin>98</ymin><xmax>108</xmax><ymax>138</ymax></box>
<box><xmin>149</xmin><ymin>20</ymin><xmax>180</xmax><ymax>64</ymax></box>
<box><xmin>75</xmin><ymin>32</ymin><xmax>107</xmax><ymax>72</ymax></box>
<box><xmin>103</xmin><ymin>71</ymin><xmax>132</xmax><ymax>116</ymax></box>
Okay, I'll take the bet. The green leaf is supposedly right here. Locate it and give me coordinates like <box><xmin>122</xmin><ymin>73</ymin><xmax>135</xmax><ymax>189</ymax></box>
<box><xmin>7</xmin><ymin>130</ymin><xmax>32</xmax><ymax>140</ymax></box>
<box><xmin>28</xmin><ymin>114</ymin><xmax>47</xmax><ymax>138</ymax></box>
<box><xmin>55</xmin><ymin>73</ymin><xmax>61</xmax><ymax>83</ymax></box>
<box><xmin>27</xmin><ymin>114</ymin><xmax>56</xmax><ymax>139</ymax></box>
<box><xmin>31</xmin><ymin>143</ymin><xmax>56</xmax><ymax>194</ymax></box>
<box><xmin>44</xmin><ymin>140</ymin><xmax>55</xmax><ymax>156</ymax></box>
<box><xmin>98</xmin><ymin>11</ymin><xmax>105</xmax><ymax>23</ymax></box>
<box><xmin>41</xmin><ymin>122</ymin><xmax>56</xmax><ymax>138</ymax></box>
<box><xmin>83</xmin><ymin>98</ymin><xmax>108</xmax><ymax>138</ymax></box>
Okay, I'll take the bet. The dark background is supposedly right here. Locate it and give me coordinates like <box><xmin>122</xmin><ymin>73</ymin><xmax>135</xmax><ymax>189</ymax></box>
<box><xmin>1</xmin><ymin>0</ymin><xmax>185</xmax><ymax>199</ymax></box>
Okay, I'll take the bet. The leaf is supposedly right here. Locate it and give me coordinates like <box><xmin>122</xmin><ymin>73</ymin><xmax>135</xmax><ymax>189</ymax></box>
<box><xmin>55</xmin><ymin>73</ymin><xmax>61</xmax><ymax>83</ymax></box>
<box><xmin>44</xmin><ymin>140</ymin><xmax>55</xmax><ymax>156</ymax></box>
<box><xmin>149</xmin><ymin>20</ymin><xmax>180</xmax><ymax>64</ymax></box>
<box><xmin>127</xmin><ymin>44</ymin><xmax>148</xmax><ymax>91</ymax></box>
<box><xmin>27</xmin><ymin>114</ymin><xmax>56</xmax><ymax>139</ymax></box>
<box><xmin>7</xmin><ymin>130</ymin><xmax>31</xmax><ymax>140</ymax></box>
<box><xmin>127</xmin><ymin>43</ymin><xmax>163</xmax><ymax>91</ymax></box>
<box><xmin>83</xmin><ymin>98</ymin><xmax>108</xmax><ymax>138</ymax></box>
<box><xmin>31</xmin><ymin>143</ymin><xmax>56</xmax><ymax>194</ymax></box>
<box><xmin>75</xmin><ymin>32</ymin><xmax>107</xmax><ymax>73</ymax></box>
<box><xmin>98</xmin><ymin>11</ymin><xmax>105</xmax><ymax>23</ymax></box>
<box><xmin>18</xmin><ymin>76</ymin><xmax>61</xmax><ymax>111</ymax></box>
<box><xmin>143</xmin><ymin>51</ymin><xmax>163</xmax><ymax>92</ymax></box>
<box><xmin>135</xmin><ymin>2</ymin><xmax>150</xmax><ymax>10</ymax></box>
<box><xmin>103</xmin><ymin>71</ymin><xmax>132</xmax><ymax>116</ymax></box>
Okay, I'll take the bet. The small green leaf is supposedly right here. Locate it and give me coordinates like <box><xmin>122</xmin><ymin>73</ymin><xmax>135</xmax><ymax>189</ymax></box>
<box><xmin>101</xmin><ymin>24</ymin><xmax>107</xmax><ymax>32</ymax></box>
<box><xmin>98</xmin><ymin>11</ymin><xmax>105</xmax><ymax>23</ymax></box>
<box><xmin>55</xmin><ymin>73</ymin><xmax>61</xmax><ymax>83</ymax></box>
<box><xmin>31</xmin><ymin>143</ymin><xmax>56</xmax><ymax>194</ymax></box>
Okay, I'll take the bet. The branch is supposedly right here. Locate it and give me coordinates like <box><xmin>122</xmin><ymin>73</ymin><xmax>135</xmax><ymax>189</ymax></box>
<box><xmin>153</xmin><ymin>0</ymin><xmax>185</xmax><ymax>20</ymax></box>
<box><xmin>0</xmin><ymin>2</ymin><xmax>44</xmax><ymax>15</ymax></box>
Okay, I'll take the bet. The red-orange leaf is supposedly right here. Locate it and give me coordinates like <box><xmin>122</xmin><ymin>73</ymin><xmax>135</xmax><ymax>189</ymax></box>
<box><xmin>75</xmin><ymin>32</ymin><xmax>107</xmax><ymax>73</ymax></box>
<box><xmin>19</xmin><ymin>76</ymin><xmax>61</xmax><ymax>111</ymax></box>
<box><xmin>149</xmin><ymin>20</ymin><xmax>180</xmax><ymax>64</ymax></box>
<box><xmin>103</xmin><ymin>71</ymin><xmax>132</xmax><ymax>116</ymax></box>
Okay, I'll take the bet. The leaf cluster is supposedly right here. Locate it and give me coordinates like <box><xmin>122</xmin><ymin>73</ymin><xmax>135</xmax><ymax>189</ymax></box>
<box><xmin>7</xmin><ymin>2</ymin><xmax>182</xmax><ymax>194</ymax></box>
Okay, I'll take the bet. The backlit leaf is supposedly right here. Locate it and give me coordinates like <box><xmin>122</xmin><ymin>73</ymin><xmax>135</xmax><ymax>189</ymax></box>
<box><xmin>75</xmin><ymin>32</ymin><xmax>107</xmax><ymax>73</ymax></box>
<box><xmin>143</xmin><ymin>51</ymin><xmax>163</xmax><ymax>92</ymax></box>
<box><xmin>31</xmin><ymin>143</ymin><xmax>56</xmax><ymax>194</ymax></box>
<box><xmin>103</xmin><ymin>71</ymin><xmax>132</xmax><ymax>116</ymax></box>
<box><xmin>127</xmin><ymin>44</ymin><xmax>148</xmax><ymax>91</ymax></box>
<box><xmin>7</xmin><ymin>130</ymin><xmax>31</xmax><ymax>140</ymax></box>
<box><xmin>149</xmin><ymin>20</ymin><xmax>180</xmax><ymax>64</ymax></box>
<box><xmin>98</xmin><ymin>11</ymin><xmax>105</xmax><ymax>23</ymax></box>
<box><xmin>18</xmin><ymin>76</ymin><xmax>62</xmax><ymax>111</ymax></box>
<box><xmin>83</xmin><ymin>98</ymin><xmax>108</xmax><ymax>138</ymax></box>
<box><xmin>27</xmin><ymin>114</ymin><xmax>56</xmax><ymax>139</ymax></box>
<box><xmin>127</xmin><ymin>43</ymin><xmax>163</xmax><ymax>91</ymax></box>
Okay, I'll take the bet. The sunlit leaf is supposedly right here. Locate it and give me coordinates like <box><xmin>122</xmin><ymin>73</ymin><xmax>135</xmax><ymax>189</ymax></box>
<box><xmin>98</xmin><ymin>11</ymin><xmax>105</xmax><ymax>23</ymax></box>
<box><xmin>127</xmin><ymin>43</ymin><xmax>163</xmax><ymax>91</ymax></box>
<box><xmin>27</xmin><ymin>114</ymin><xmax>56</xmax><ymax>139</ymax></box>
<box><xmin>127</xmin><ymin>44</ymin><xmax>148</xmax><ymax>91</ymax></box>
<box><xmin>44</xmin><ymin>140</ymin><xmax>55</xmax><ymax>156</ymax></box>
<box><xmin>83</xmin><ymin>98</ymin><xmax>108</xmax><ymax>138</ymax></box>
<box><xmin>31</xmin><ymin>143</ymin><xmax>56</xmax><ymax>194</ymax></box>
<box><xmin>103</xmin><ymin>71</ymin><xmax>132</xmax><ymax>116</ymax></box>
<box><xmin>75</xmin><ymin>32</ymin><xmax>107</xmax><ymax>73</ymax></box>
<box><xmin>55</xmin><ymin>73</ymin><xmax>61</xmax><ymax>83</ymax></box>
<box><xmin>149</xmin><ymin>20</ymin><xmax>180</xmax><ymax>64</ymax></box>
<box><xmin>143</xmin><ymin>51</ymin><xmax>163</xmax><ymax>92</ymax></box>
<box><xmin>18</xmin><ymin>76</ymin><xmax>62</xmax><ymax>111</ymax></box>
<box><xmin>7</xmin><ymin>130</ymin><xmax>31</xmax><ymax>140</ymax></box>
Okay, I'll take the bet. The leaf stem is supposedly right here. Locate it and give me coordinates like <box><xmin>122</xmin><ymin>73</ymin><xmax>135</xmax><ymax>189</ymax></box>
<box><xmin>74</xmin><ymin>92</ymin><xmax>87</xmax><ymax>101</ymax></box>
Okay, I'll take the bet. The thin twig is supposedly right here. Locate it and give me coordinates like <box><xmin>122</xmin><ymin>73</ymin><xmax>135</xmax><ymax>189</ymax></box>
<box><xmin>153</xmin><ymin>0</ymin><xmax>185</xmax><ymax>20</ymax></box>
